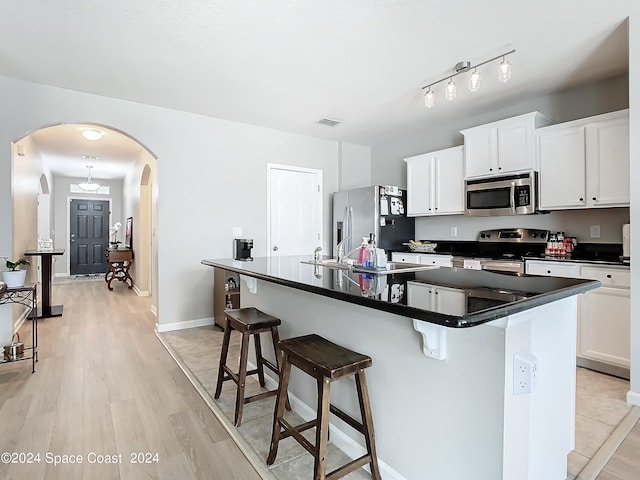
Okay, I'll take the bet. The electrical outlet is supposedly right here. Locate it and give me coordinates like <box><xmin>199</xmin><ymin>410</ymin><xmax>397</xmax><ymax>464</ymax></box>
<box><xmin>513</xmin><ymin>351</ymin><xmax>538</xmax><ymax>395</ymax></box>
<box><xmin>233</xmin><ymin>227</ymin><xmax>243</xmax><ymax>238</ymax></box>
<box><xmin>590</xmin><ymin>225</ymin><xmax>601</xmax><ymax>239</ymax></box>
<box><xmin>450</xmin><ymin>227</ymin><xmax>457</xmax><ymax>237</ymax></box>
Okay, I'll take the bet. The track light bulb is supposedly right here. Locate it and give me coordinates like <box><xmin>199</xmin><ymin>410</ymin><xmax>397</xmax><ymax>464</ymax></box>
<box><xmin>424</xmin><ymin>89</ymin><xmax>435</xmax><ymax>108</ymax></box>
<box><xmin>498</xmin><ymin>58</ymin><xmax>512</xmax><ymax>83</ymax></box>
<box><xmin>445</xmin><ymin>79</ymin><xmax>456</xmax><ymax>101</ymax></box>
<box><xmin>468</xmin><ymin>69</ymin><xmax>481</xmax><ymax>92</ymax></box>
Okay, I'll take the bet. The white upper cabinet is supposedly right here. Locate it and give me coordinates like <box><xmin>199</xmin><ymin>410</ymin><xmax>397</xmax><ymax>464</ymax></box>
<box><xmin>537</xmin><ymin>109</ymin><xmax>629</xmax><ymax>210</ymax></box>
<box><xmin>404</xmin><ymin>145</ymin><xmax>464</xmax><ymax>217</ymax></box>
<box><xmin>461</xmin><ymin>112</ymin><xmax>552</xmax><ymax>179</ymax></box>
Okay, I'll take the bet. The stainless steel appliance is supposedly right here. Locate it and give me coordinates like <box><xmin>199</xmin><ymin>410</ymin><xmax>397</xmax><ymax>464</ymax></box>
<box><xmin>333</xmin><ymin>186</ymin><xmax>415</xmax><ymax>258</ymax></box>
<box><xmin>622</xmin><ymin>223</ymin><xmax>630</xmax><ymax>263</ymax></box>
<box><xmin>465</xmin><ymin>171</ymin><xmax>537</xmax><ymax>216</ymax></box>
<box><xmin>451</xmin><ymin>228</ymin><xmax>549</xmax><ymax>273</ymax></box>
<box><xmin>234</xmin><ymin>238</ymin><xmax>253</xmax><ymax>261</ymax></box>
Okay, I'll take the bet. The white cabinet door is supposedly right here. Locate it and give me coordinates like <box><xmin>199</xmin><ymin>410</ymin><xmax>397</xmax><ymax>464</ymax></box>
<box><xmin>405</xmin><ymin>153</ymin><xmax>434</xmax><ymax>216</ymax></box>
<box><xmin>407</xmin><ymin>281</ymin><xmax>434</xmax><ymax>310</ymax></box>
<box><xmin>434</xmin><ymin>146</ymin><xmax>464</xmax><ymax>215</ymax></box>
<box><xmin>405</xmin><ymin>146</ymin><xmax>464</xmax><ymax>217</ymax></box>
<box><xmin>585</xmin><ymin>113</ymin><xmax>630</xmax><ymax>207</ymax></box>
<box><xmin>537</xmin><ymin>126</ymin><xmax>586</xmax><ymax>209</ymax></box>
<box><xmin>578</xmin><ymin>287</ymin><xmax>630</xmax><ymax>368</ymax></box>
<box><xmin>497</xmin><ymin>122</ymin><xmax>533</xmax><ymax>174</ymax></box>
<box><xmin>407</xmin><ymin>282</ymin><xmax>466</xmax><ymax>315</ymax></box>
<box><xmin>463</xmin><ymin>128</ymin><xmax>496</xmax><ymax>178</ymax></box>
<box><xmin>462</xmin><ymin>112</ymin><xmax>550</xmax><ymax>179</ymax></box>
<box><xmin>433</xmin><ymin>286</ymin><xmax>466</xmax><ymax>316</ymax></box>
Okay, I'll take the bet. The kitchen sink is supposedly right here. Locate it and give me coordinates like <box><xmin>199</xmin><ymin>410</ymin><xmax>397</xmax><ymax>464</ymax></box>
<box><xmin>301</xmin><ymin>259</ymin><xmax>437</xmax><ymax>275</ymax></box>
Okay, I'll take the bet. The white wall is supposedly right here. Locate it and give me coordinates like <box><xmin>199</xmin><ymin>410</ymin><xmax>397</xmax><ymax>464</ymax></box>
<box><xmin>629</xmin><ymin>15</ymin><xmax>639</xmax><ymax>406</ymax></box>
<box><xmin>0</xmin><ymin>76</ymin><xmax>340</xmax><ymax>328</ymax></box>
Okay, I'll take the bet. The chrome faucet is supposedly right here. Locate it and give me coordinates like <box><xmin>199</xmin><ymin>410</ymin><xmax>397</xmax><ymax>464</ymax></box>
<box><xmin>314</xmin><ymin>246</ymin><xmax>322</xmax><ymax>262</ymax></box>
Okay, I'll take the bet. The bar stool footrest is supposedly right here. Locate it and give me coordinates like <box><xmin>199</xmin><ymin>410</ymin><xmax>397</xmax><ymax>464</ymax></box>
<box><xmin>325</xmin><ymin>455</ymin><xmax>371</xmax><ymax>480</ymax></box>
<box><xmin>244</xmin><ymin>389</ymin><xmax>278</xmax><ymax>404</ymax></box>
<box><xmin>278</xmin><ymin>419</ymin><xmax>317</xmax><ymax>456</ymax></box>
<box><xmin>330</xmin><ymin>404</ymin><xmax>365</xmax><ymax>434</ymax></box>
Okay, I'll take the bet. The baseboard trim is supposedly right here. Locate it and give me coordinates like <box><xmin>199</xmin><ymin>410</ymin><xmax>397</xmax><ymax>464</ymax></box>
<box><xmin>133</xmin><ymin>286</ymin><xmax>149</xmax><ymax>297</ymax></box>
<box><xmin>150</xmin><ymin>305</ymin><xmax>158</xmax><ymax>317</ymax></box>
<box><xmin>628</xmin><ymin>390</ymin><xmax>640</xmax><ymax>407</ymax></box>
<box><xmin>155</xmin><ymin>317</ymin><xmax>214</xmax><ymax>333</ymax></box>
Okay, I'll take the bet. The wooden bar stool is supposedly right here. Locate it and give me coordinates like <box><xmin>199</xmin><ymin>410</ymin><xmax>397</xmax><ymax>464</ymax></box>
<box><xmin>214</xmin><ymin>307</ymin><xmax>289</xmax><ymax>427</ymax></box>
<box><xmin>267</xmin><ymin>334</ymin><xmax>381</xmax><ymax>480</ymax></box>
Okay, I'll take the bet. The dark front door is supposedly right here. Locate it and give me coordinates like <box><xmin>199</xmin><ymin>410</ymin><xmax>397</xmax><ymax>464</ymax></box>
<box><xmin>70</xmin><ymin>199</ymin><xmax>110</xmax><ymax>275</ymax></box>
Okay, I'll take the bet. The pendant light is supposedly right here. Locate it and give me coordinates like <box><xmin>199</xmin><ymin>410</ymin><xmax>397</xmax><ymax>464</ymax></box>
<box><xmin>420</xmin><ymin>48</ymin><xmax>515</xmax><ymax>108</ymax></box>
<box><xmin>468</xmin><ymin>69</ymin><xmax>481</xmax><ymax>92</ymax></box>
<box><xmin>498</xmin><ymin>57</ymin><xmax>512</xmax><ymax>83</ymax></box>
<box><xmin>445</xmin><ymin>78</ymin><xmax>456</xmax><ymax>101</ymax></box>
<box><xmin>424</xmin><ymin>88</ymin><xmax>435</xmax><ymax>108</ymax></box>
<box><xmin>79</xmin><ymin>165</ymin><xmax>101</xmax><ymax>192</ymax></box>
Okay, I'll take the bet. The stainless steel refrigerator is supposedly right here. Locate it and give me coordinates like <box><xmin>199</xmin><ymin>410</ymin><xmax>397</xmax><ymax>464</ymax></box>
<box><xmin>332</xmin><ymin>186</ymin><xmax>415</xmax><ymax>258</ymax></box>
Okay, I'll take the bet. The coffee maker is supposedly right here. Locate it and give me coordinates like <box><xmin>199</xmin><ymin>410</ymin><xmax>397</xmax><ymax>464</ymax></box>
<box><xmin>234</xmin><ymin>238</ymin><xmax>253</xmax><ymax>261</ymax></box>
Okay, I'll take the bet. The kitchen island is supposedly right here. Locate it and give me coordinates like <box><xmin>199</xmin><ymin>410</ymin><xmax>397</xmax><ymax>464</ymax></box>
<box><xmin>201</xmin><ymin>255</ymin><xmax>599</xmax><ymax>480</ymax></box>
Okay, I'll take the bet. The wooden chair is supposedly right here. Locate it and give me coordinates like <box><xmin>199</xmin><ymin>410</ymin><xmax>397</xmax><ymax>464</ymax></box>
<box><xmin>267</xmin><ymin>334</ymin><xmax>381</xmax><ymax>480</ymax></box>
<box><xmin>214</xmin><ymin>307</ymin><xmax>289</xmax><ymax>427</ymax></box>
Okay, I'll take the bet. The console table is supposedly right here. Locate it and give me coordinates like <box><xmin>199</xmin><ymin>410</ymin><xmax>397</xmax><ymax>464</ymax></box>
<box><xmin>24</xmin><ymin>249</ymin><xmax>65</xmax><ymax>318</ymax></box>
<box><xmin>105</xmin><ymin>248</ymin><xmax>134</xmax><ymax>291</ymax></box>
<box><xmin>0</xmin><ymin>283</ymin><xmax>38</xmax><ymax>373</ymax></box>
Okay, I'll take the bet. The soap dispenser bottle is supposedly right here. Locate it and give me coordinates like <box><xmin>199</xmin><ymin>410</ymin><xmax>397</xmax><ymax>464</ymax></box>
<box><xmin>358</xmin><ymin>237</ymin><xmax>369</xmax><ymax>267</ymax></box>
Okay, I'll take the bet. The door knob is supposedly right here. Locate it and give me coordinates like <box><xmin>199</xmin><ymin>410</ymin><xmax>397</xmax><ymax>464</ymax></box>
<box><xmin>273</xmin><ymin>246</ymin><xmax>278</xmax><ymax>251</ymax></box>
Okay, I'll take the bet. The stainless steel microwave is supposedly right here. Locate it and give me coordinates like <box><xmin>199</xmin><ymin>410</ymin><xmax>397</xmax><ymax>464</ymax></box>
<box><xmin>465</xmin><ymin>171</ymin><xmax>537</xmax><ymax>216</ymax></box>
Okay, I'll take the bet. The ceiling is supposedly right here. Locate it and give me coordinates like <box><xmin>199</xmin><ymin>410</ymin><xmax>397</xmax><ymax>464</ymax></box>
<box><xmin>0</xmin><ymin>0</ymin><xmax>635</xmax><ymax>179</ymax></box>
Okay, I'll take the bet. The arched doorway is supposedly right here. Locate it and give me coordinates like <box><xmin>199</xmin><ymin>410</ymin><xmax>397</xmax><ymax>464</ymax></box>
<box><xmin>12</xmin><ymin>122</ymin><xmax>157</xmax><ymax>303</ymax></box>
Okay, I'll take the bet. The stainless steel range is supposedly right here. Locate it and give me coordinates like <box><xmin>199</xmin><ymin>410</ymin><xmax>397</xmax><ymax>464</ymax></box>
<box><xmin>452</xmin><ymin>228</ymin><xmax>549</xmax><ymax>273</ymax></box>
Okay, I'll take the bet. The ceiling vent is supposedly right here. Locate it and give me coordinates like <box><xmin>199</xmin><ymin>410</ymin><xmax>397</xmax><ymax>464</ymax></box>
<box><xmin>317</xmin><ymin>118</ymin><xmax>342</xmax><ymax>127</ymax></box>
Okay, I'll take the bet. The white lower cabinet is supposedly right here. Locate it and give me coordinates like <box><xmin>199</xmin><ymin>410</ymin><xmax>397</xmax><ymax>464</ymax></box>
<box><xmin>392</xmin><ymin>252</ymin><xmax>453</xmax><ymax>267</ymax></box>
<box><xmin>578</xmin><ymin>286</ymin><xmax>630</xmax><ymax>369</ymax></box>
<box><xmin>525</xmin><ymin>260</ymin><xmax>630</xmax><ymax>375</ymax></box>
<box><xmin>407</xmin><ymin>281</ymin><xmax>466</xmax><ymax>316</ymax></box>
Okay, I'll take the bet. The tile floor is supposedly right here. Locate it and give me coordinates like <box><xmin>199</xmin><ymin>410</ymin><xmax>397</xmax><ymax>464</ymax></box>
<box><xmin>160</xmin><ymin>325</ymin><xmax>632</xmax><ymax>480</ymax></box>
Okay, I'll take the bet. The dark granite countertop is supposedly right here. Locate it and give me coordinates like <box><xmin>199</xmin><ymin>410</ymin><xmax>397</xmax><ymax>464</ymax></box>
<box><xmin>202</xmin><ymin>255</ymin><xmax>600</xmax><ymax>328</ymax></box>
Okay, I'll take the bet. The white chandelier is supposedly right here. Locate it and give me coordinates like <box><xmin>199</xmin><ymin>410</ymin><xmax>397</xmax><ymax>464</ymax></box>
<box><xmin>422</xmin><ymin>49</ymin><xmax>515</xmax><ymax>109</ymax></box>
<box><xmin>79</xmin><ymin>164</ymin><xmax>101</xmax><ymax>192</ymax></box>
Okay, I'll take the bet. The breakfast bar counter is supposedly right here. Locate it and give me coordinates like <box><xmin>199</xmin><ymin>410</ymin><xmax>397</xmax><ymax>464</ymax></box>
<box><xmin>201</xmin><ymin>255</ymin><xmax>600</xmax><ymax>480</ymax></box>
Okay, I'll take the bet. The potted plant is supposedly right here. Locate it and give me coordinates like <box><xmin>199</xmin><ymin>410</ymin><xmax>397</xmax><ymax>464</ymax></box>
<box><xmin>1</xmin><ymin>258</ymin><xmax>30</xmax><ymax>288</ymax></box>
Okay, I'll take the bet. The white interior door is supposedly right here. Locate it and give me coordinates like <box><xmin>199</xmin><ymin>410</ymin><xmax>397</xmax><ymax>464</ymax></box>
<box><xmin>268</xmin><ymin>165</ymin><xmax>322</xmax><ymax>257</ymax></box>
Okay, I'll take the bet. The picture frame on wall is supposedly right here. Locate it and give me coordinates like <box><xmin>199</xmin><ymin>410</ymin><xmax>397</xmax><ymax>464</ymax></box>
<box><xmin>125</xmin><ymin>217</ymin><xmax>133</xmax><ymax>249</ymax></box>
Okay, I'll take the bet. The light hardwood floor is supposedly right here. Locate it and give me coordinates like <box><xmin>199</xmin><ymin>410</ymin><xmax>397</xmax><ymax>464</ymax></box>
<box><xmin>0</xmin><ymin>280</ymin><xmax>261</xmax><ymax>480</ymax></box>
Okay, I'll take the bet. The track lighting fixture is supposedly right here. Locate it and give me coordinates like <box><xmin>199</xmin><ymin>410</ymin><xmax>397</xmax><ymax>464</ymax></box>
<box><xmin>421</xmin><ymin>49</ymin><xmax>515</xmax><ymax>108</ymax></box>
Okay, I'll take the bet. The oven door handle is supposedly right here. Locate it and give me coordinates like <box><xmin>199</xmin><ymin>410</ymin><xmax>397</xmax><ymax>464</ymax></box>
<box><xmin>510</xmin><ymin>181</ymin><xmax>516</xmax><ymax>214</ymax></box>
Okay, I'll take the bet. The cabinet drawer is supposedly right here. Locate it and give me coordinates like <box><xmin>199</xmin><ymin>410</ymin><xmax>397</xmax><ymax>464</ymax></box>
<box><xmin>580</xmin><ymin>266</ymin><xmax>630</xmax><ymax>288</ymax></box>
<box><xmin>419</xmin><ymin>254</ymin><xmax>452</xmax><ymax>267</ymax></box>
<box><xmin>525</xmin><ymin>262</ymin><xmax>581</xmax><ymax>278</ymax></box>
<box><xmin>392</xmin><ymin>253</ymin><xmax>422</xmax><ymax>264</ymax></box>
